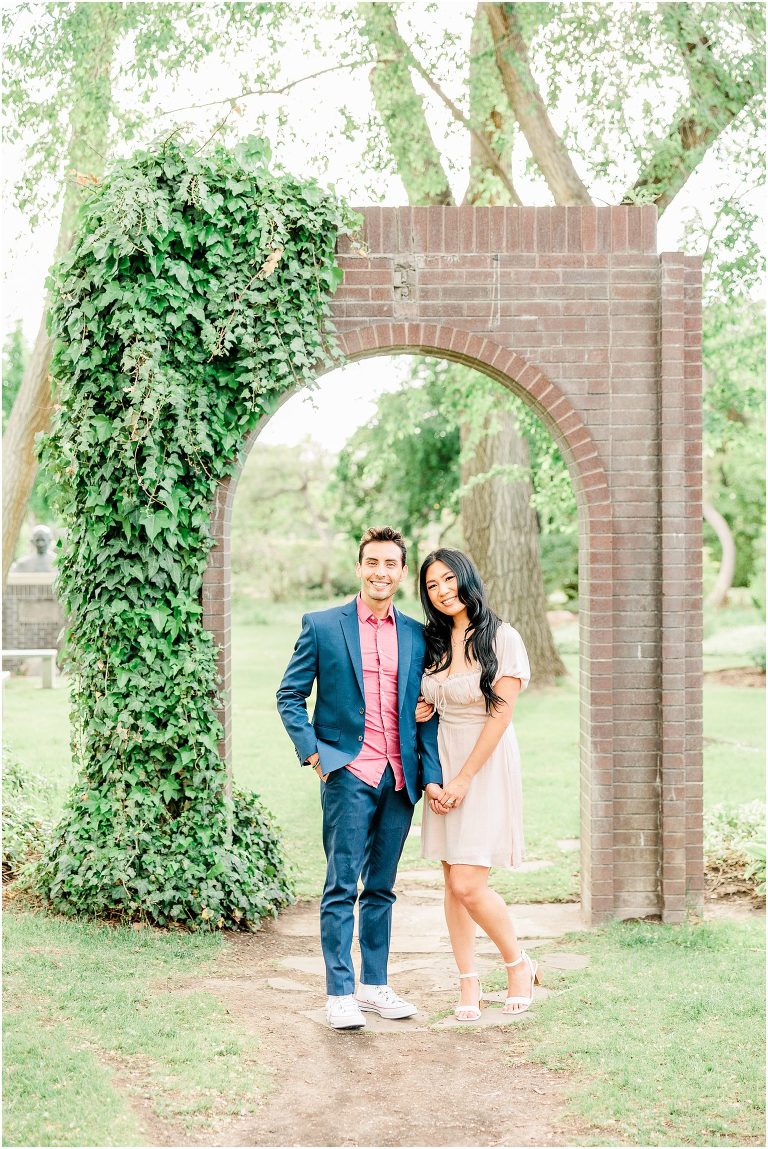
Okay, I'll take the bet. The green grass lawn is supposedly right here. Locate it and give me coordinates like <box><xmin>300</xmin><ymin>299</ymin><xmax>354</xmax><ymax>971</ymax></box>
<box><xmin>3</xmin><ymin>910</ymin><xmax>267</xmax><ymax>1147</ymax></box>
<box><xmin>490</xmin><ymin>917</ymin><xmax>766</xmax><ymax>1147</ymax></box>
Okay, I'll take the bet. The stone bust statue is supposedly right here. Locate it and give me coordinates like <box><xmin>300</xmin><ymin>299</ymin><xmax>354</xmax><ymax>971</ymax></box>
<box><xmin>11</xmin><ymin>525</ymin><xmax>55</xmax><ymax>573</ymax></box>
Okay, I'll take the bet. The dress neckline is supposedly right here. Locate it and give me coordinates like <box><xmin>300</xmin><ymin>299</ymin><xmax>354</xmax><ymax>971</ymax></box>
<box><xmin>427</xmin><ymin>667</ymin><xmax>481</xmax><ymax>682</ymax></box>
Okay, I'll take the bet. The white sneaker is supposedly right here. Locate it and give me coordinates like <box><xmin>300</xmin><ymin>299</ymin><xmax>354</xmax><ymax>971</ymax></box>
<box><xmin>355</xmin><ymin>984</ymin><xmax>417</xmax><ymax>1019</ymax></box>
<box><xmin>325</xmin><ymin>995</ymin><xmax>366</xmax><ymax>1030</ymax></box>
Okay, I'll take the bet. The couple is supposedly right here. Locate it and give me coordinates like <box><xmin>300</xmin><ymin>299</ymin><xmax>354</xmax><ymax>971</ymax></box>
<box><xmin>276</xmin><ymin>525</ymin><xmax>539</xmax><ymax>1030</ymax></box>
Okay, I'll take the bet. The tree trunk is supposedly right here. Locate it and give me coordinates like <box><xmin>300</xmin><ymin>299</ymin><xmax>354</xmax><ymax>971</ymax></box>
<box><xmin>461</xmin><ymin>408</ymin><xmax>567</xmax><ymax>685</ymax></box>
<box><xmin>703</xmin><ymin>501</ymin><xmax>736</xmax><ymax>607</ymax></box>
<box><xmin>2</xmin><ymin>313</ymin><xmax>56</xmax><ymax>575</ymax></box>
<box><xmin>482</xmin><ymin>3</ymin><xmax>593</xmax><ymax>205</ymax></box>
<box><xmin>2</xmin><ymin>3</ymin><xmax>120</xmax><ymax>583</ymax></box>
<box><xmin>358</xmin><ymin>3</ymin><xmax>454</xmax><ymax>206</ymax></box>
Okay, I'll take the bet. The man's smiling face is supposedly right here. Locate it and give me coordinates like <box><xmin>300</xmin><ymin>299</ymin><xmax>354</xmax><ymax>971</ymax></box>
<box><xmin>356</xmin><ymin>541</ymin><xmax>407</xmax><ymax>609</ymax></box>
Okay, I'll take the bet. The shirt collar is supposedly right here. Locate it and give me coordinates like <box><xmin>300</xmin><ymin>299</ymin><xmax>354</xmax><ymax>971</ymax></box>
<box><xmin>356</xmin><ymin>593</ymin><xmax>395</xmax><ymax>625</ymax></box>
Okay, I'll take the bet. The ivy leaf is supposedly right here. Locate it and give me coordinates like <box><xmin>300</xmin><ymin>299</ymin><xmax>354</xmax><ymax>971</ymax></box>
<box><xmin>36</xmin><ymin>134</ymin><xmax>343</xmax><ymax>932</ymax></box>
<box><xmin>170</xmin><ymin>261</ymin><xmax>191</xmax><ymax>291</ymax></box>
<box><xmin>93</xmin><ymin>415</ymin><xmax>113</xmax><ymax>443</ymax></box>
<box><xmin>147</xmin><ymin>607</ymin><xmax>166</xmax><ymax>632</ymax></box>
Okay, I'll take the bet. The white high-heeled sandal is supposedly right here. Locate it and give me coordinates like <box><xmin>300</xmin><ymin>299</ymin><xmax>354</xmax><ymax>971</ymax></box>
<box><xmin>454</xmin><ymin>972</ymin><xmax>483</xmax><ymax>1022</ymax></box>
<box><xmin>503</xmin><ymin>950</ymin><xmax>541</xmax><ymax>1015</ymax></box>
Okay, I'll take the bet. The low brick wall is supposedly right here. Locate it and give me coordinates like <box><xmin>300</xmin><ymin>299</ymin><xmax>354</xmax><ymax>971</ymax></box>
<box><xmin>3</xmin><ymin>572</ymin><xmax>65</xmax><ymax>671</ymax></box>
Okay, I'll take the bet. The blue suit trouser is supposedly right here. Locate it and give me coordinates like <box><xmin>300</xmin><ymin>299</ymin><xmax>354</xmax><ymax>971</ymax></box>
<box><xmin>319</xmin><ymin>764</ymin><xmax>414</xmax><ymax>996</ymax></box>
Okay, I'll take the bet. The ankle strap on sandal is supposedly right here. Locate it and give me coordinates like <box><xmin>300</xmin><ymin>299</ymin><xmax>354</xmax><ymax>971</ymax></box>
<box><xmin>458</xmin><ymin>971</ymin><xmax>479</xmax><ymax>980</ymax></box>
<box><xmin>504</xmin><ymin>951</ymin><xmax>527</xmax><ymax>969</ymax></box>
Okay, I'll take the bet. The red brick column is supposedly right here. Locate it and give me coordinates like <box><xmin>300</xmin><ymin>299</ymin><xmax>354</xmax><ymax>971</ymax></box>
<box><xmin>659</xmin><ymin>253</ymin><xmax>689</xmax><ymax>921</ymax></box>
<box><xmin>683</xmin><ymin>257</ymin><xmax>705</xmax><ymax>916</ymax></box>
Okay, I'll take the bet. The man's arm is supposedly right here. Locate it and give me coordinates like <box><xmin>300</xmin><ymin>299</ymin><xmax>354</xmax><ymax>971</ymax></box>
<box><xmin>417</xmin><ymin>710</ymin><xmax>442</xmax><ymax>790</ymax></box>
<box><xmin>276</xmin><ymin>614</ymin><xmax>320</xmax><ymax>765</ymax></box>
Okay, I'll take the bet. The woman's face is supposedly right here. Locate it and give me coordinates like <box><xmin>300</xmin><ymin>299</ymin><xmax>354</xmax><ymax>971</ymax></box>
<box><xmin>424</xmin><ymin>560</ymin><xmax>465</xmax><ymax>618</ymax></box>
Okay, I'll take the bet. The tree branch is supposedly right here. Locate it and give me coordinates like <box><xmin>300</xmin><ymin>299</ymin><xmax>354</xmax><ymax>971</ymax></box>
<box><xmin>627</xmin><ymin>2</ymin><xmax>765</xmax><ymax>213</ymax></box>
<box><xmin>481</xmin><ymin>3</ymin><xmax>592</xmax><ymax>205</ymax></box>
<box><xmin>157</xmin><ymin>61</ymin><xmax>372</xmax><ymax>117</ymax></box>
<box><xmin>407</xmin><ymin>44</ymin><xmax>522</xmax><ymax>206</ymax></box>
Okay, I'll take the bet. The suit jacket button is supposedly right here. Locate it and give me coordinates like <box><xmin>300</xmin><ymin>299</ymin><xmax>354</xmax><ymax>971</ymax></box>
<box><xmin>358</xmin><ymin>735</ymin><xmax>363</xmax><ymax>742</ymax></box>
<box><xmin>359</xmin><ymin>707</ymin><xmax>365</xmax><ymax>714</ymax></box>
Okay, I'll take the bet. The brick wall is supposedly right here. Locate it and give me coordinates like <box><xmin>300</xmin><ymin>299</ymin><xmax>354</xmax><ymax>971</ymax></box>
<box><xmin>203</xmin><ymin>206</ymin><xmax>703</xmax><ymax>924</ymax></box>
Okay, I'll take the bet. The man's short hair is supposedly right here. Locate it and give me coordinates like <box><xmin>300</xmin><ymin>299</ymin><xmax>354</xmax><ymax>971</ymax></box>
<box><xmin>358</xmin><ymin>525</ymin><xmax>407</xmax><ymax>567</ymax></box>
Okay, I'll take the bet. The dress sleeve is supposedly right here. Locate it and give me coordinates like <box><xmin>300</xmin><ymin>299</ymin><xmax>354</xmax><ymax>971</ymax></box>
<box><xmin>494</xmin><ymin>623</ymin><xmax>531</xmax><ymax>691</ymax></box>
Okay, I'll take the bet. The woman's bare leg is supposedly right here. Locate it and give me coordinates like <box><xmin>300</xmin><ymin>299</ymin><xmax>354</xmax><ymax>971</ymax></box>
<box><xmin>442</xmin><ymin>861</ymin><xmax>480</xmax><ymax>1008</ymax></box>
<box><xmin>447</xmin><ymin>864</ymin><xmax>532</xmax><ymax>1009</ymax></box>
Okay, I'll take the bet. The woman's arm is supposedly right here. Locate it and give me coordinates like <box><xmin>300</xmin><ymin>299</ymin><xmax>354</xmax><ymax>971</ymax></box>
<box><xmin>437</xmin><ymin>675</ymin><xmax>522</xmax><ymax>810</ymax></box>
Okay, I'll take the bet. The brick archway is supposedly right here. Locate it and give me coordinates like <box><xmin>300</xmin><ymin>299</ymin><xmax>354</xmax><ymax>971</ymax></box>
<box><xmin>203</xmin><ymin>206</ymin><xmax>704</xmax><ymax>926</ymax></box>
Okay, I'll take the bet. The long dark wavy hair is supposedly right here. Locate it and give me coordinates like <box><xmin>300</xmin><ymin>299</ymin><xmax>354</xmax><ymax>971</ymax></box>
<box><xmin>419</xmin><ymin>548</ymin><xmax>504</xmax><ymax>712</ymax></box>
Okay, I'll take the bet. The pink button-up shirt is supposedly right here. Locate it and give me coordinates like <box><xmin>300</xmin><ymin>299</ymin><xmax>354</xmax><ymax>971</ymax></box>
<box><xmin>346</xmin><ymin>595</ymin><xmax>405</xmax><ymax>790</ymax></box>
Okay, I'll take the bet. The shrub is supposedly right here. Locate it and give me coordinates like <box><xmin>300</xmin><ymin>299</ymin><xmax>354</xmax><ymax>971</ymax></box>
<box><xmin>2</xmin><ymin>750</ymin><xmax>53</xmax><ymax>882</ymax></box>
<box><xmin>743</xmin><ymin>841</ymin><xmax>766</xmax><ymax>897</ymax></box>
<box><xmin>704</xmin><ymin>800</ymin><xmax>766</xmax><ymax>900</ymax></box>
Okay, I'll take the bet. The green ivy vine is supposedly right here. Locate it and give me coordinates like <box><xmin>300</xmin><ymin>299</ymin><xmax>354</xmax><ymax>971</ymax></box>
<box><xmin>37</xmin><ymin>135</ymin><xmax>358</xmax><ymax>929</ymax></box>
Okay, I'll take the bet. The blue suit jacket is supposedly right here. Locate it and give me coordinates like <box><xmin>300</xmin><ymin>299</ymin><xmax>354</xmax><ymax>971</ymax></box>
<box><xmin>276</xmin><ymin>598</ymin><xmax>442</xmax><ymax>805</ymax></box>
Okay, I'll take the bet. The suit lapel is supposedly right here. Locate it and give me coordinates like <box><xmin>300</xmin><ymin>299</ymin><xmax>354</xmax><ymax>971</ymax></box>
<box><xmin>395</xmin><ymin>608</ymin><xmax>412</xmax><ymax>716</ymax></box>
<box><xmin>340</xmin><ymin>600</ymin><xmax>364</xmax><ymax>697</ymax></box>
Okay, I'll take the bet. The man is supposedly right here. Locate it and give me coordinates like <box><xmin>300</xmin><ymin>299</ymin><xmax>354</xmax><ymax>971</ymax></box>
<box><xmin>277</xmin><ymin>525</ymin><xmax>443</xmax><ymax>1030</ymax></box>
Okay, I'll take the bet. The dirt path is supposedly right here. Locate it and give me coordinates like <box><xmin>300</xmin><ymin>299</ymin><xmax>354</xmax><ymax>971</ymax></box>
<box><xmin>183</xmin><ymin>930</ymin><xmax>569</xmax><ymax>1147</ymax></box>
<box><xmin>155</xmin><ymin>874</ymin><xmax>586</xmax><ymax>1147</ymax></box>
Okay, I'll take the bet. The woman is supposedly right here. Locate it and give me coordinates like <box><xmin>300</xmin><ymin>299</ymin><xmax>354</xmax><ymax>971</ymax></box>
<box><xmin>417</xmin><ymin>548</ymin><xmax>539</xmax><ymax>1021</ymax></box>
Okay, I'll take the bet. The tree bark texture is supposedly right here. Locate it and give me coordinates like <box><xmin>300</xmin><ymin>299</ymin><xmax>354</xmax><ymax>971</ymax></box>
<box><xmin>2</xmin><ymin>3</ymin><xmax>120</xmax><ymax>583</ymax></box>
<box><xmin>482</xmin><ymin>3</ymin><xmax>593</xmax><ymax>205</ymax></box>
<box><xmin>461</xmin><ymin>408</ymin><xmax>567</xmax><ymax>685</ymax></box>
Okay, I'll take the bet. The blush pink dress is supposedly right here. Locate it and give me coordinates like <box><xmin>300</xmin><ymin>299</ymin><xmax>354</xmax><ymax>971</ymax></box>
<box><xmin>420</xmin><ymin>623</ymin><xmax>531</xmax><ymax>869</ymax></box>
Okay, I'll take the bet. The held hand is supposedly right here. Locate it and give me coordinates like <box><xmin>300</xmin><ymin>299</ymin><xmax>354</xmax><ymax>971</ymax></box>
<box><xmin>415</xmin><ymin>695</ymin><xmax>435</xmax><ymax>723</ymax></box>
<box><xmin>424</xmin><ymin>782</ymin><xmax>448</xmax><ymax>816</ymax></box>
<box><xmin>438</xmin><ymin>773</ymin><xmax>471</xmax><ymax>812</ymax></box>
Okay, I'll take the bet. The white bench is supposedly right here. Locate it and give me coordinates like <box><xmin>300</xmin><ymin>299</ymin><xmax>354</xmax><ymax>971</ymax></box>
<box><xmin>2</xmin><ymin>648</ymin><xmax>58</xmax><ymax>688</ymax></box>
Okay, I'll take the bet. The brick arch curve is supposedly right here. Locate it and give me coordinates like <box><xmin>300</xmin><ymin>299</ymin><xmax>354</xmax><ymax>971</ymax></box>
<box><xmin>336</xmin><ymin>322</ymin><xmax>612</xmax><ymax>515</ymax></box>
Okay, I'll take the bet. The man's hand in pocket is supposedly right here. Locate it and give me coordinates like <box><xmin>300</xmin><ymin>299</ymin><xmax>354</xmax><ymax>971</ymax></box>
<box><xmin>312</xmin><ymin>759</ymin><xmax>330</xmax><ymax>783</ymax></box>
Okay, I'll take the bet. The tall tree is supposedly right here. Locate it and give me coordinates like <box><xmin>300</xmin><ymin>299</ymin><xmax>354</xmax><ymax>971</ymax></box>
<box><xmin>2</xmin><ymin>1</ymin><xmax>280</xmax><ymax>582</ymax></box>
<box><xmin>463</xmin><ymin>5</ymin><xmax>566</xmax><ymax>676</ymax></box>
<box><xmin>358</xmin><ymin>2</ymin><xmax>567</xmax><ymax>679</ymax></box>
